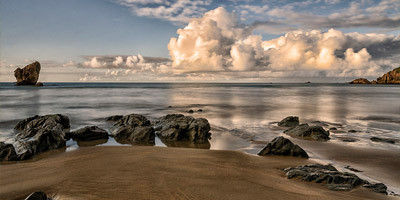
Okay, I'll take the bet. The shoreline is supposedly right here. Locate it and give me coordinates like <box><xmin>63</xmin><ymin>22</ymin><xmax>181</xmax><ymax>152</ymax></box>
<box><xmin>0</xmin><ymin>146</ymin><xmax>396</xmax><ymax>200</ymax></box>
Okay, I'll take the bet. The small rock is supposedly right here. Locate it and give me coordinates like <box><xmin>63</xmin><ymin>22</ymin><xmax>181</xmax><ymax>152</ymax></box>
<box><xmin>35</xmin><ymin>82</ymin><xmax>44</xmax><ymax>87</ymax></box>
<box><xmin>348</xmin><ymin>129</ymin><xmax>357</xmax><ymax>133</ymax></box>
<box><xmin>283</xmin><ymin>123</ymin><xmax>330</xmax><ymax>141</ymax></box>
<box><xmin>197</xmin><ymin>109</ymin><xmax>203</xmax><ymax>112</ymax></box>
<box><xmin>105</xmin><ymin>115</ymin><xmax>123</xmax><ymax>121</ymax></box>
<box><xmin>363</xmin><ymin>183</ymin><xmax>387</xmax><ymax>194</ymax></box>
<box><xmin>278</xmin><ymin>116</ymin><xmax>299</xmax><ymax>127</ymax></box>
<box><xmin>187</xmin><ymin>109</ymin><xmax>194</xmax><ymax>114</ymax></box>
<box><xmin>25</xmin><ymin>191</ymin><xmax>47</xmax><ymax>200</ymax></box>
<box><xmin>370</xmin><ymin>137</ymin><xmax>395</xmax><ymax>144</ymax></box>
<box><xmin>344</xmin><ymin>165</ymin><xmax>363</xmax><ymax>172</ymax></box>
<box><xmin>258</xmin><ymin>136</ymin><xmax>308</xmax><ymax>158</ymax></box>
<box><xmin>329</xmin><ymin>127</ymin><xmax>337</xmax><ymax>130</ymax></box>
<box><xmin>342</xmin><ymin>138</ymin><xmax>358</xmax><ymax>142</ymax></box>
<box><xmin>67</xmin><ymin>126</ymin><xmax>108</xmax><ymax>141</ymax></box>
<box><xmin>110</xmin><ymin>114</ymin><xmax>155</xmax><ymax>145</ymax></box>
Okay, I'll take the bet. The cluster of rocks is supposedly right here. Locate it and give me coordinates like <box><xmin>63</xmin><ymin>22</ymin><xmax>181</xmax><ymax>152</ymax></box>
<box><xmin>14</xmin><ymin>61</ymin><xmax>43</xmax><ymax>86</ymax></box>
<box><xmin>1</xmin><ymin>113</ymin><xmax>212</xmax><ymax>162</ymax></box>
<box><xmin>350</xmin><ymin>67</ymin><xmax>400</xmax><ymax>84</ymax></box>
<box><xmin>278</xmin><ymin>116</ymin><xmax>330</xmax><ymax>141</ymax></box>
<box><xmin>283</xmin><ymin>164</ymin><xmax>387</xmax><ymax>194</ymax></box>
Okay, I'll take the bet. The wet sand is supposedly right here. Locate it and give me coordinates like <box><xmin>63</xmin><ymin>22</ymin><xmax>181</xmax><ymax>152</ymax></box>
<box><xmin>0</xmin><ymin>146</ymin><xmax>395</xmax><ymax>200</ymax></box>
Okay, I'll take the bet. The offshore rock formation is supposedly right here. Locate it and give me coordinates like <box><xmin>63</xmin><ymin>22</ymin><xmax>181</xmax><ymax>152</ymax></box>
<box><xmin>258</xmin><ymin>136</ymin><xmax>308</xmax><ymax>158</ymax></box>
<box><xmin>67</xmin><ymin>126</ymin><xmax>109</xmax><ymax>141</ymax></box>
<box><xmin>109</xmin><ymin>114</ymin><xmax>155</xmax><ymax>145</ymax></box>
<box><xmin>284</xmin><ymin>123</ymin><xmax>330</xmax><ymax>141</ymax></box>
<box><xmin>278</xmin><ymin>116</ymin><xmax>300</xmax><ymax>127</ymax></box>
<box><xmin>349</xmin><ymin>67</ymin><xmax>400</xmax><ymax>84</ymax></box>
<box><xmin>14</xmin><ymin>61</ymin><xmax>41</xmax><ymax>85</ymax></box>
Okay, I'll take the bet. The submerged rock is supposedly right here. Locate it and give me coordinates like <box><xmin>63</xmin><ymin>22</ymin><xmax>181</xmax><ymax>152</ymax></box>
<box><xmin>370</xmin><ymin>137</ymin><xmax>395</xmax><ymax>144</ymax></box>
<box><xmin>105</xmin><ymin>115</ymin><xmax>123</xmax><ymax>121</ymax></box>
<box><xmin>68</xmin><ymin>126</ymin><xmax>108</xmax><ymax>141</ymax></box>
<box><xmin>13</xmin><ymin>114</ymin><xmax>70</xmax><ymax>160</ymax></box>
<box><xmin>375</xmin><ymin>67</ymin><xmax>400</xmax><ymax>84</ymax></box>
<box><xmin>349</xmin><ymin>78</ymin><xmax>371</xmax><ymax>84</ymax></box>
<box><xmin>154</xmin><ymin>114</ymin><xmax>211</xmax><ymax>143</ymax></box>
<box><xmin>283</xmin><ymin>123</ymin><xmax>330</xmax><ymax>141</ymax></box>
<box><xmin>284</xmin><ymin>164</ymin><xmax>387</xmax><ymax>194</ymax></box>
<box><xmin>0</xmin><ymin>142</ymin><xmax>18</xmax><ymax>161</ymax></box>
<box><xmin>278</xmin><ymin>116</ymin><xmax>299</xmax><ymax>127</ymax></box>
<box><xmin>14</xmin><ymin>61</ymin><xmax>41</xmax><ymax>85</ymax></box>
<box><xmin>258</xmin><ymin>136</ymin><xmax>308</xmax><ymax>158</ymax></box>
<box><xmin>110</xmin><ymin>114</ymin><xmax>155</xmax><ymax>145</ymax></box>
<box><xmin>25</xmin><ymin>191</ymin><xmax>47</xmax><ymax>200</ymax></box>
<box><xmin>348</xmin><ymin>129</ymin><xmax>357</xmax><ymax>133</ymax></box>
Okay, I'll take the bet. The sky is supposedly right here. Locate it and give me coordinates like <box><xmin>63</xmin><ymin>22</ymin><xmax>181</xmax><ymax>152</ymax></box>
<box><xmin>0</xmin><ymin>0</ymin><xmax>400</xmax><ymax>82</ymax></box>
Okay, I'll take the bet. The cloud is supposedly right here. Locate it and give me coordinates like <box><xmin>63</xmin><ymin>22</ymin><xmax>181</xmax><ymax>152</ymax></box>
<box><xmin>112</xmin><ymin>56</ymin><xmax>124</xmax><ymax>66</ymax></box>
<box><xmin>167</xmin><ymin>7</ymin><xmax>400</xmax><ymax>77</ymax></box>
<box><xmin>84</xmin><ymin>57</ymin><xmax>106</xmax><ymax>68</ymax></box>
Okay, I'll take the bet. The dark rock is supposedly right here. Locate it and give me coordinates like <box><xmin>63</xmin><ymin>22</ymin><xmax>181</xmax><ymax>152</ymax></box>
<box><xmin>283</xmin><ymin>123</ymin><xmax>330</xmax><ymax>141</ymax></box>
<box><xmin>197</xmin><ymin>109</ymin><xmax>203</xmax><ymax>112</ymax></box>
<box><xmin>258</xmin><ymin>136</ymin><xmax>308</xmax><ymax>158</ymax></box>
<box><xmin>110</xmin><ymin>114</ymin><xmax>155</xmax><ymax>145</ymax></box>
<box><xmin>187</xmin><ymin>109</ymin><xmax>194</xmax><ymax>114</ymax></box>
<box><xmin>344</xmin><ymin>165</ymin><xmax>363</xmax><ymax>172</ymax></box>
<box><xmin>284</xmin><ymin>164</ymin><xmax>365</xmax><ymax>191</ymax></box>
<box><xmin>278</xmin><ymin>116</ymin><xmax>299</xmax><ymax>127</ymax></box>
<box><xmin>375</xmin><ymin>67</ymin><xmax>400</xmax><ymax>84</ymax></box>
<box><xmin>348</xmin><ymin>129</ymin><xmax>357</xmax><ymax>133</ymax></box>
<box><xmin>67</xmin><ymin>126</ymin><xmax>108</xmax><ymax>141</ymax></box>
<box><xmin>311</xmin><ymin>121</ymin><xmax>329</xmax><ymax>126</ymax></box>
<box><xmin>363</xmin><ymin>183</ymin><xmax>387</xmax><ymax>194</ymax></box>
<box><xmin>370</xmin><ymin>137</ymin><xmax>395</xmax><ymax>144</ymax></box>
<box><xmin>349</xmin><ymin>78</ymin><xmax>371</xmax><ymax>84</ymax></box>
<box><xmin>35</xmin><ymin>82</ymin><xmax>44</xmax><ymax>87</ymax></box>
<box><xmin>105</xmin><ymin>115</ymin><xmax>123</xmax><ymax>121</ymax></box>
<box><xmin>13</xmin><ymin>114</ymin><xmax>70</xmax><ymax>160</ymax></box>
<box><xmin>154</xmin><ymin>114</ymin><xmax>211</xmax><ymax>143</ymax></box>
<box><xmin>25</xmin><ymin>191</ymin><xmax>47</xmax><ymax>200</ymax></box>
<box><xmin>341</xmin><ymin>138</ymin><xmax>358</xmax><ymax>142</ymax></box>
<box><xmin>329</xmin><ymin>127</ymin><xmax>337</xmax><ymax>130</ymax></box>
<box><xmin>0</xmin><ymin>142</ymin><xmax>18</xmax><ymax>161</ymax></box>
<box><xmin>14</xmin><ymin>61</ymin><xmax>41</xmax><ymax>85</ymax></box>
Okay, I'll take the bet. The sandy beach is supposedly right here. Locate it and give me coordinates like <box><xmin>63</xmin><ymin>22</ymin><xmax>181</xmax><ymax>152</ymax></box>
<box><xmin>0</xmin><ymin>146</ymin><xmax>395</xmax><ymax>200</ymax></box>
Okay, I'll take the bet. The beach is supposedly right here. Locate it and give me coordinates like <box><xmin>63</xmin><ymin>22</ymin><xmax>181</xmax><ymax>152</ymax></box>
<box><xmin>0</xmin><ymin>146</ymin><xmax>396</xmax><ymax>200</ymax></box>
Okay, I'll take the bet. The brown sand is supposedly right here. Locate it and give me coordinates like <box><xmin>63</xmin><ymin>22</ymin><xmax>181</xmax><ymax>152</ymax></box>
<box><xmin>0</xmin><ymin>146</ymin><xmax>395</xmax><ymax>200</ymax></box>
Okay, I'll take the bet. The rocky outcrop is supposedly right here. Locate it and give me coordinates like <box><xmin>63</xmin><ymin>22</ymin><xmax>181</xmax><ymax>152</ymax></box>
<box><xmin>370</xmin><ymin>137</ymin><xmax>395</xmax><ymax>144</ymax></box>
<box><xmin>258</xmin><ymin>136</ymin><xmax>308</xmax><ymax>158</ymax></box>
<box><xmin>14</xmin><ymin>61</ymin><xmax>41</xmax><ymax>85</ymax></box>
<box><xmin>105</xmin><ymin>115</ymin><xmax>123</xmax><ymax>121</ymax></box>
<box><xmin>0</xmin><ymin>142</ymin><xmax>18</xmax><ymax>161</ymax></box>
<box><xmin>284</xmin><ymin>164</ymin><xmax>387</xmax><ymax>194</ymax></box>
<box><xmin>67</xmin><ymin>126</ymin><xmax>108</xmax><ymax>141</ymax></box>
<box><xmin>278</xmin><ymin>116</ymin><xmax>299</xmax><ymax>127</ymax></box>
<box><xmin>154</xmin><ymin>114</ymin><xmax>211</xmax><ymax>144</ymax></box>
<box><xmin>13</xmin><ymin>114</ymin><xmax>70</xmax><ymax>160</ymax></box>
<box><xmin>109</xmin><ymin>114</ymin><xmax>155</xmax><ymax>145</ymax></box>
<box><xmin>283</xmin><ymin>123</ymin><xmax>330</xmax><ymax>141</ymax></box>
<box><xmin>376</xmin><ymin>67</ymin><xmax>400</xmax><ymax>84</ymax></box>
<box><xmin>349</xmin><ymin>78</ymin><xmax>371</xmax><ymax>84</ymax></box>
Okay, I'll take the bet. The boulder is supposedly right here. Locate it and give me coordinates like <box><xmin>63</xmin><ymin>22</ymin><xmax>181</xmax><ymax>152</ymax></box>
<box><xmin>283</xmin><ymin>123</ymin><xmax>330</xmax><ymax>141</ymax></box>
<box><xmin>277</xmin><ymin>116</ymin><xmax>299</xmax><ymax>127</ymax></box>
<box><xmin>105</xmin><ymin>115</ymin><xmax>123</xmax><ymax>121</ymax></box>
<box><xmin>110</xmin><ymin>114</ymin><xmax>155</xmax><ymax>145</ymax></box>
<box><xmin>0</xmin><ymin>142</ymin><xmax>18</xmax><ymax>161</ymax></box>
<box><xmin>375</xmin><ymin>67</ymin><xmax>400</xmax><ymax>84</ymax></box>
<box><xmin>370</xmin><ymin>137</ymin><xmax>395</xmax><ymax>144</ymax></box>
<box><xmin>349</xmin><ymin>78</ymin><xmax>371</xmax><ymax>84</ymax></box>
<box><xmin>13</xmin><ymin>114</ymin><xmax>70</xmax><ymax>160</ymax></box>
<box><xmin>35</xmin><ymin>82</ymin><xmax>44</xmax><ymax>87</ymax></box>
<box><xmin>154</xmin><ymin>114</ymin><xmax>211</xmax><ymax>143</ymax></box>
<box><xmin>14</xmin><ymin>61</ymin><xmax>41</xmax><ymax>85</ymax></box>
<box><xmin>67</xmin><ymin>126</ymin><xmax>108</xmax><ymax>141</ymax></box>
<box><xmin>257</xmin><ymin>136</ymin><xmax>308</xmax><ymax>158</ymax></box>
<box><xmin>283</xmin><ymin>164</ymin><xmax>387</xmax><ymax>194</ymax></box>
<box><xmin>25</xmin><ymin>191</ymin><xmax>47</xmax><ymax>200</ymax></box>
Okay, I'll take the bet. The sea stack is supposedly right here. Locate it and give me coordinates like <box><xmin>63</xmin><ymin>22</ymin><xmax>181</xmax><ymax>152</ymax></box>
<box><xmin>14</xmin><ymin>61</ymin><xmax>41</xmax><ymax>85</ymax></box>
<box><xmin>375</xmin><ymin>67</ymin><xmax>400</xmax><ymax>84</ymax></box>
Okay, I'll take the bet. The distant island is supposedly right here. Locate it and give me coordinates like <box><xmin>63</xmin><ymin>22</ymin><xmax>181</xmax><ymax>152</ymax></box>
<box><xmin>350</xmin><ymin>67</ymin><xmax>400</xmax><ymax>84</ymax></box>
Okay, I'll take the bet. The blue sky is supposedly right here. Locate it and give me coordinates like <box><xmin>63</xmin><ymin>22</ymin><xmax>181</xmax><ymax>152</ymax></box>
<box><xmin>1</xmin><ymin>0</ymin><xmax>399</xmax><ymax>82</ymax></box>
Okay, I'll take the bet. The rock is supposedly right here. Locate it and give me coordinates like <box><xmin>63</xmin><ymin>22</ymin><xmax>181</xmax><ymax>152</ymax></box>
<box><xmin>67</xmin><ymin>126</ymin><xmax>108</xmax><ymax>141</ymax></box>
<box><xmin>105</xmin><ymin>115</ymin><xmax>123</xmax><ymax>121</ymax></box>
<box><xmin>0</xmin><ymin>142</ymin><xmax>18</xmax><ymax>161</ymax></box>
<box><xmin>25</xmin><ymin>191</ymin><xmax>47</xmax><ymax>200</ymax></box>
<box><xmin>283</xmin><ymin>123</ymin><xmax>330</xmax><ymax>141</ymax></box>
<box><xmin>14</xmin><ymin>61</ymin><xmax>41</xmax><ymax>85</ymax></box>
<box><xmin>375</xmin><ymin>67</ymin><xmax>400</xmax><ymax>84</ymax></box>
<box><xmin>344</xmin><ymin>165</ymin><xmax>363</xmax><ymax>172</ymax></box>
<box><xmin>278</xmin><ymin>116</ymin><xmax>299</xmax><ymax>127</ymax></box>
<box><xmin>329</xmin><ymin>127</ymin><xmax>337</xmax><ymax>130</ymax></box>
<box><xmin>284</xmin><ymin>164</ymin><xmax>365</xmax><ymax>191</ymax></box>
<box><xmin>370</xmin><ymin>137</ymin><xmax>395</xmax><ymax>144</ymax></box>
<box><xmin>349</xmin><ymin>78</ymin><xmax>371</xmax><ymax>84</ymax></box>
<box><xmin>197</xmin><ymin>109</ymin><xmax>203</xmax><ymax>112</ymax></box>
<box><xmin>310</xmin><ymin>121</ymin><xmax>328</xmax><ymax>126</ymax></box>
<box><xmin>187</xmin><ymin>109</ymin><xmax>194</xmax><ymax>114</ymax></box>
<box><xmin>348</xmin><ymin>129</ymin><xmax>357</xmax><ymax>133</ymax></box>
<box><xmin>109</xmin><ymin>114</ymin><xmax>155</xmax><ymax>145</ymax></box>
<box><xmin>154</xmin><ymin>114</ymin><xmax>211</xmax><ymax>143</ymax></box>
<box><xmin>35</xmin><ymin>82</ymin><xmax>44</xmax><ymax>87</ymax></box>
<box><xmin>363</xmin><ymin>183</ymin><xmax>388</xmax><ymax>194</ymax></box>
<box><xmin>257</xmin><ymin>136</ymin><xmax>308</xmax><ymax>158</ymax></box>
<box><xmin>13</xmin><ymin>114</ymin><xmax>70</xmax><ymax>160</ymax></box>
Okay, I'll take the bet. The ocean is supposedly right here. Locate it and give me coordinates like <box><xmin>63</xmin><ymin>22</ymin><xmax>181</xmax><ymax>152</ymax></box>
<box><xmin>1</xmin><ymin>82</ymin><xmax>400</xmax><ymax>192</ymax></box>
